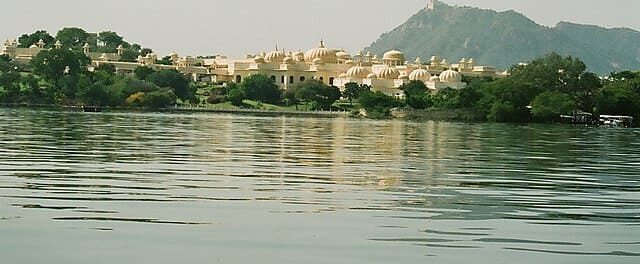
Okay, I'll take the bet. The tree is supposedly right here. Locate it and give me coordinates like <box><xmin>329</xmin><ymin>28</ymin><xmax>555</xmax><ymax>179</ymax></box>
<box><xmin>140</xmin><ymin>48</ymin><xmax>153</xmax><ymax>57</ymax></box>
<box><xmin>134</xmin><ymin>66</ymin><xmax>155</xmax><ymax>80</ymax></box>
<box><xmin>401</xmin><ymin>81</ymin><xmax>431</xmax><ymax>109</ymax></box>
<box><xmin>30</xmin><ymin>48</ymin><xmax>90</xmax><ymax>82</ymax></box>
<box><xmin>118</xmin><ymin>49</ymin><xmax>139</xmax><ymax>62</ymax></box>
<box><xmin>55</xmin><ymin>27</ymin><xmax>90</xmax><ymax>50</ymax></box>
<box><xmin>227</xmin><ymin>87</ymin><xmax>246</xmax><ymax>106</ymax></box>
<box><xmin>596</xmin><ymin>79</ymin><xmax>640</xmax><ymax>119</ymax></box>
<box><xmin>487</xmin><ymin>101</ymin><xmax>518</xmax><ymax>122</ymax></box>
<box><xmin>240</xmin><ymin>74</ymin><xmax>282</xmax><ymax>104</ymax></box>
<box><xmin>358</xmin><ymin>91</ymin><xmax>405</xmax><ymax>118</ymax></box>
<box><xmin>0</xmin><ymin>65</ymin><xmax>21</xmax><ymax>103</ymax></box>
<box><xmin>531</xmin><ymin>90</ymin><xmax>576</xmax><ymax>122</ymax></box>
<box><xmin>432</xmin><ymin>88</ymin><xmax>461</xmax><ymax>109</ymax></box>
<box><xmin>283</xmin><ymin>85</ymin><xmax>299</xmax><ymax>107</ymax></box>
<box><xmin>293</xmin><ymin>80</ymin><xmax>341</xmax><ymax>110</ymax></box>
<box><xmin>97</xmin><ymin>31</ymin><xmax>127</xmax><ymax>52</ymax></box>
<box><xmin>18</xmin><ymin>30</ymin><xmax>55</xmax><ymax>48</ymax></box>
<box><xmin>147</xmin><ymin>70</ymin><xmax>194</xmax><ymax>101</ymax></box>
<box><xmin>95</xmin><ymin>64</ymin><xmax>116</xmax><ymax>74</ymax></box>
<box><xmin>157</xmin><ymin>56</ymin><xmax>173</xmax><ymax>65</ymax></box>
<box><xmin>140</xmin><ymin>89</ymin><xmax>177</xmax><ymax>108</ymax></box>
<box><xmin>343</xmin><ymin>82</ymin><xmax>370</xmax><ymax>105</ymax></box>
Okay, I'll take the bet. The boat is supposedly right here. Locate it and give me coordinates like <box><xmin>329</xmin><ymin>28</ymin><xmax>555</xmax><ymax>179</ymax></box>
<box><xmin>81</xmin><ymin>105</ymin><xmax>102</xmax><ymax>113</ymax></box>
<box><xmin>599</xmin><ymin>115</ymin><xmax>633</xmax><ymax>128</ymax></box>
<box><xmin>560</xmin><ymin>111</ymin><xmax>594</xmax><ymax>125</ymax></box>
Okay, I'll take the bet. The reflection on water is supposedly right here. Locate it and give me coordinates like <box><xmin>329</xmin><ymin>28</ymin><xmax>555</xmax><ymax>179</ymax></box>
<box><xmin>0</xmin><ymin>108</ymin><xmax>639</xmax><ymax>264</ymax></box>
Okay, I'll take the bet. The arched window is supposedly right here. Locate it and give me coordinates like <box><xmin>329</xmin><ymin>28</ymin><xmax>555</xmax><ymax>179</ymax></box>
<box><xmin>271</xmin><ymin>75</ymin><xmax>276</xmax><ymax>82</ymax></box>
<box><xmin>329</xmin><ymin>77</ymin><xmax>335</xmax><ymax>85</ymax></box>
<box><xmin>319</xmin><ymin>77</ymin><xmax>324</xmax><ymax>82</ymax></box>
<box><xmin>235</xmin><ymin>75</ymin><xmax>242</xmax><ymax>83</ymax></box>
<box><xmin>281</xmin><ymin>76</ymin><xmax>285</xmax><ymax>84</ymax></box>
<box><xmin>300</xmin><ymin>76</ymin><xmax>306</xmax><ymax>82</ymax></box>
<box><xmin>289</xmin><ymin>76</ymin><xmax>294</xmax><ymax>84</ymax></box>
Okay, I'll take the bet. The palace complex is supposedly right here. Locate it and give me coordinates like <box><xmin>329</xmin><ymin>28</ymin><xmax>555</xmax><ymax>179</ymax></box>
<box><xmin>2</xmin><ymin>38</ymin><xmax>507</xmax><ymax>97</ymax></box>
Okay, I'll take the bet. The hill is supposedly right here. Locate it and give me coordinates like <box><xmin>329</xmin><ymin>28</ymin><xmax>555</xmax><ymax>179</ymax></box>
<box><xmin>366</xmin><ymin>1</ymin><xmax>640</xmax><ymax>74</ymax></box>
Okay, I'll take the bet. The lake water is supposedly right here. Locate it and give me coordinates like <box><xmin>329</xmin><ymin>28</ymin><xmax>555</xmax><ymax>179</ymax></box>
<box><xmin>0</xmin><ymin>108</ymin><xmax>638</xmax><ymax>264</ymax></box>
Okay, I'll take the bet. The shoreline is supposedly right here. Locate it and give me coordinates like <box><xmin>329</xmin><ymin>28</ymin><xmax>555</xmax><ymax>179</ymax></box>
<box><xmin>0</xmin><ymin>103</ymin><xmax>352</xmax><ymax>118</ymax></box>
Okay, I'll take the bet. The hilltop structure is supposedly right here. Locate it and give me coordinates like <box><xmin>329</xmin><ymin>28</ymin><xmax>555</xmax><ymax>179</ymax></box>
<box><xmin>2</xmin><ymin>38</ymin><xmax>507</xmax><ymax>97</ymax></box>
<box><xmin>427</xmin><ymin>0</ymin><xmax>436</xmax><ymax>11</ymax></box>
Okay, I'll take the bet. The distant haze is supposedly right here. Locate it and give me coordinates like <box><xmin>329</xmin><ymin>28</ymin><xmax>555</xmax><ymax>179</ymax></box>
<box><xmin>1</xmin><ymin>0</ymin><xmax>638</xmax><ymax>57</ymax></box>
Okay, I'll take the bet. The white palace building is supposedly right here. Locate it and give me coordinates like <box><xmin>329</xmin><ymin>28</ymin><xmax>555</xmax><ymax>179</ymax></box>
<box><xmin>3</xmin><ymin>37</ymin><xmax>507</xmax><ymax>97</ymax></box>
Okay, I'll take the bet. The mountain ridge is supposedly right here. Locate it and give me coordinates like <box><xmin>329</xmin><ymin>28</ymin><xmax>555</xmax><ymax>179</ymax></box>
<box><xmin>366</xmin><ymin>2</ymin><xmax>640</xmax><ymax>74</ymax></box>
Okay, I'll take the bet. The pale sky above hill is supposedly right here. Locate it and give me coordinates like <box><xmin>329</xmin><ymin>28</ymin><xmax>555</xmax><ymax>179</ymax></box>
<box><xmin>1</xmin><ymin>0</ymin><xmax>638</xmax><ymax>57</ymax></box>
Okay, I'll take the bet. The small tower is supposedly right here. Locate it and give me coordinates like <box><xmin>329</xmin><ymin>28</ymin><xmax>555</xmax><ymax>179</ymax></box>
<box><xmin>427</xmin><ymin>0</ymin><xmax>436</xmax><ymax>11</ymax></box>
<box><xmin>116</xmin><ymin>44</ymin><xmax>125</xmax><ymax>55</ymax></box>
<box><xmin>37</xmin><ymin>39</ymin><xmax>46</xmax><ymax>49</ymax></box>
<box><xmin>83</xmin><ymin>43</ymin><xmax>91</xmax><ymax>54</ymax></box>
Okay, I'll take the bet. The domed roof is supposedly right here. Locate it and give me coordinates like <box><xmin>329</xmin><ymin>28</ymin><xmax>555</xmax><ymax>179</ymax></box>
<box><xmin>254</xmin><ymin>55</ymin><xmax>265</xmax><ymax>63</ymax></box>
<box><xmin>383</xmin><ymin>50</ymin><xmax>405</xmax><ymax>62</ymax></box>
<box><xmin>305</xmin><ymin>41</ymin><xmax>337</xmax><ymax>63</ymax></box>
<box><xmin>293</xmin><ymin>51</ymin><xmax>305</xmax><ymax>61</ymax></box>
<box><xmin>377</xmin><ymin>65</ymin><xmax>400</xmax><ymax>79</ymax></box>
<box><xmin>409</xmin><ymin>69</ymin><xmax>432</xmax><ymax>81</ymax></box>
<box><xmin>283</xmin><ymin>56</ymin><xmax>294</xmax><ymax>64</ymax></box>
<box><xmin>265</xmin><ymin>50</ymin><xmax>285</xmax><ymax>63</ymax></box>
<box><xmin>312</xmin><ymin>58</ymin><xmax>324</xmax><ymax>65</ymax></box>
<box><xmin>345</xmin><ymin>65</ymin><xmax>371</xmax><ymax>78</ymax></box>
<box><xmin>336</xmin><ymin>50</ymin><xmax>351</xmax><ymax>60</ymax></box>
<box><xmin>344</xmin><ymin>60</ymin><xmax>355</xmax><ymax>65</ymax></box>
<box><xmin>29</xmin><ymin>44</ymin><xmax>38</xmax><ymax>49</ymax></box>
<box><xmin>440</xmin><ymin>69</ymin><xmax>462</xmax><ymax>83</ymax></box>
<box><xmin>367</xmin><ymin>73</ymin><xmax>377</xmax><ymax>79</ymax></box>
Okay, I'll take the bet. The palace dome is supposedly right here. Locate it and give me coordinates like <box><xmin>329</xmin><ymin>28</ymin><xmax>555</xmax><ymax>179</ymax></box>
<box><xmin>305</xmin><ymin>41</ymin><xmax>337</xmax><ymax>63</ymax></box>
<box><xmin>265</xmin><ymin>50</ymin><xmax>285</xmax><ymax>63</ymax></box>
<box><xmin>440</xmin><ymin>69</ymin><xmax>462</xmax><ymax>83</ymax></box>
<box><xmin>382</xmin><ymin>50</ymin><xmax>405</xmax><ymax>63</ymax></box>
<box><xmin>409</xmin><ymin>69</ymin><xmax>432</xmax><ymax>82</ymax></box>
<box><xmin>377</xmin><ymin>65</ymin><xmax>400</xmax><ymax>79</ymax></box>
<box><xmin>345</xmin><ymin>65</ymin><xmax>371</xmax><ymax>78</ymax></box>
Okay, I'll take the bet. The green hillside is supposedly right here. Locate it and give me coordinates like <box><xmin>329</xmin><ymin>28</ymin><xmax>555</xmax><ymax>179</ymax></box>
<box><xmin>366</xmin><ymin>1</ymin><xmax>640</xmax><ymax>74</ymax></box>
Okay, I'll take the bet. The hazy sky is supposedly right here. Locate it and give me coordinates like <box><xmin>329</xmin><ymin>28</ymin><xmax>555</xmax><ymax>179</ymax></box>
<box><xmin>2</xmin><ymin>0</ymin><xmax>638</xmax><ymax>57</ymax></box>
